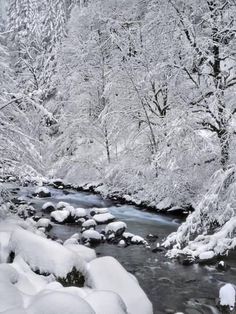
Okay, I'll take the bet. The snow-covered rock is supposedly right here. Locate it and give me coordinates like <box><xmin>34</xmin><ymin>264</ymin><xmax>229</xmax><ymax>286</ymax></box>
<box><xmin>82</xmin><ymin>219</ymin><xmax>97</xmax><ymax>230</ymax></box>
<box><xmin>217</xmin><ymin>260</ymin><xmax>230</xmax><ymax>271</ymax></box>
<box><xmin>131</xmin><ymin>235</ymin><xmax>147</xmax><ymax>245</ymax></box>
<box><xmin>71</xmin><ymin>207</ymin><xmax>87</xmax><ymax>218</ymax></box>
<box><xmin>56</xmin><ymin>201</ymin><xmax>70</xmax><ymax>210</ymax></box>
<box><xmin>219</xmin><ymin>283</ymin><xmax>235</xmax><ymax>311</ymax></box>
<box><xmin>50</xmin><ymin>210</ymin><xmax>70</xmax><ymax>223</ymax></box>
<box><xmin>33</xmin><ymin>187</ymin><xmax>51</xmax><ymax>198</ymax></box>
<box><xmin>86</xmin><ymin>256</ymin><xmax>153</xmax><ymax>314</ymax></box>
<box><xmin>105</xmin><ymin>222</ymin><xmax>127</xmax><ymax>237</ymax></box>
<box><xmin>85</xmin><ymin>290</ymin><xmax>128</xmax><ymax>314</ymax></box>
<box><xmin>93</xmin><ymin>213</ymin><xmax>115</xmax><ymax>224</ymax></box>
<box><xmin>9</xmin><ymin>228</ymin><xmax>85</xmax><ymax>278</ymax></box>
<box><xmin>27</xmin><ymin>291</ymin><xmax>95</xmax><ymax>314</ymax></box>
<box><xmin>90</xmin><ymin>208</ymin><xmax>108</xmax><ymax>216</ymax></box>
<box><xmin>199</xmin><ymin>251</ymin><xmax>215</xmax><ymax>261</ymax></box>
<box><xmin>65</xmin><ymin>244</ymin><xmax>96</xmax><ymax>262</ymax></box>
<box><xmin>118</xmin><ymin>240</ymin><xmax>126</xmax><ymax>248</ymax></box>
<box><xmin>82</xmin><ymin>230</ymin><xmax>102</xmax><ymax>244</ymax></box>
<box><xmin>36</xmin><ymin>218</ymin><xmax>52</xmax><ymax>230</ymax></box>
<box><xmin>123</xmin><ymin>232</ymin><xmax>135</xmax><ymax>240</ymax></box>
<box><xmin>42</xmin><ymin>202</ymin><xmax>55</xmax><ymax>213</ymax></box>
<box><xmin>17</xmin><ymin>205</ymin><xmax>36</xmax><ymax>219</ymax></box>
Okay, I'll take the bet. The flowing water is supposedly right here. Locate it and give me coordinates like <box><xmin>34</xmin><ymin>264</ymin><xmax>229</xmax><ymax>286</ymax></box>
<box><xmin>10</xmin><ymin>184</ymin><xmax>236</xmax><ymax>314</ymax></box>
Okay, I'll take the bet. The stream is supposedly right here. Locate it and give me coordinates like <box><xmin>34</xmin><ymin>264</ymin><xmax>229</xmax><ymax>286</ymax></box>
<box><xmin>8</xmin><ymin>184</ymin><xmax>236</xmax><ymax>314</ymax></box>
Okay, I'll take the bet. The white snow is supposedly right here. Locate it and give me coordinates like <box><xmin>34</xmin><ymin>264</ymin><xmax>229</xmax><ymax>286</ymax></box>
<box><xmin>156</xmin><ymin>197</ymin><xmax>172</xmax><ymax>210</ymax></box>
<box><xmin>42</xmin><ymin>202</ymin><xmax>55</xmax><ymax>211</ymax></box>
<box><xmin>131</xmin><ymin>235</ymin><xmax>147</xmax><ymax>245</ymax></box>
<box><xmin>71</xmin><ymin>207</ymin><xmax>87</xmax><ymax>218</ymax></box>
<box><xmin>36</xmin><ymin>218</ymin><xmax>51</xmax><ymax>229</ymax></box>
<box><xmin>27</xmin><ymin>291</ymin><xmax>95</xmax><ymax>314</ymax></box>
<box><xmin>85</xmin><ymin>290</ymin><xmax>128</xmax><ymax>314</ymax></box>
<box><xmin>118</xmin><ymin>240</ymin><xmax>126</xmax><ymax>247</ymax></box>
<box><xmin>105</xmin><ymin>221</ymin><xmax>127</xmax><ymax>235</ymax></box>
<box><xmin>0</xmin><ymin>281</ymin><xmax>23</xmax><ymax>312</ymax></box>
<box><xmin>9</xmin><ymin>228</ymin><xmax>85</xmax><ymax>278</ymax></box>
<box><xmin>123</xmin><ymin>232</ymin><xmax>135</xmax><ymax>239</ymax></box>
<box><xmin>0</xmin><ymin>231</ymin><xmax>12</xmax><ymax>263</ymax></box>
<box><xmin>90</xmin><ymin>208</ymin><xmax>108</xmax><ymax>215</ymax></box>
<box><xmin>86</xmin><ymin>256</ymin><xmax>153</xmax><ymax>314</ymax></box>
<box><xmin>199</xmin><ymin>251</ymin><xmax>215</xmax><ymax>261</ymax></box>
<box><xmin>93</xmin><ymin>213</ymin><xmax>115</xmax><ymax>224</ymax></box>
<box><xmin>34</xmin><ymin>187</ymin><xmax>50</xmax><ymax>195</ymax></box>
<box><xmin>64</xmin><ymin>244</ymin><xmax>96</xmax><ymax>262</ymax></box>
<box><xmin>56</xmin><ymin>201</ymin><xmax>70</xmax><ymax>210</ymax></box>
<box><xmin>50</xmin><ymin>210</ymin><xmax>70</xmax><ymax>223</ymax></box>
<box><xmin>219</xmin><ymin>283</ymin><xmax>235</xmax><ymax>310</ymax></box>
<box><xmin>82</xmin><ymin>230</ymin><xmax>101</xmax><ymax>241</ymax></box>
<box><xmin>82</xmin><ymin>219</ymin><xmax>97</xmax><ymax>228</ymax></box>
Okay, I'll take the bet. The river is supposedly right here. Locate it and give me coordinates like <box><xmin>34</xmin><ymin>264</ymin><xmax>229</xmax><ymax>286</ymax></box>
<box><xmin>11</xmin><ymin>184</ymin><xmax>236</xmax><ymax>314</ymax></box>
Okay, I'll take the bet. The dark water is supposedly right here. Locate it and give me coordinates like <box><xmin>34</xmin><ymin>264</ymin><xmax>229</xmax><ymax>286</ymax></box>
<box><xmin>12</xmin><ymin>185</ymin><xmax>236</xmax><ymax>314</ymax></box>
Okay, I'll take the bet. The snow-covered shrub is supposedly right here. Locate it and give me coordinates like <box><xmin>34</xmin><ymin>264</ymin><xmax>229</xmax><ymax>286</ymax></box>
<box><xmin>164</xmin><ymin>166</ymin><xmax>236</xmax><ymax>258</ymax></box>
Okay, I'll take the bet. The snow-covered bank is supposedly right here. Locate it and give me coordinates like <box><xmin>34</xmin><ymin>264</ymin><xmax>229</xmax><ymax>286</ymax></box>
<box><xmin>0</xmin><ymin>211</ymin><xmax>153</xmax><ymax>314</ymax></box>
<box><xmin>163</xmin><ymin>167</ymin><xmax>236</xmax><ymax>261</ymax></box>
<box><xmin>49</xmin><ymin>178</ymin><xmax>194</xmax><ymax>216</ymax></box>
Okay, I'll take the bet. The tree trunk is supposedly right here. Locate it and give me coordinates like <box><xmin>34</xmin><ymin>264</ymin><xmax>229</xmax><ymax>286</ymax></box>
<box><xmin>104</xmin><ymin>126</ymin><xmax>111</xmax><ymax>163</ymax></box>
<box><xmin>218</xmin><ymin>130</ymin><xmax>229</xmax><ymax>170</ymax></box>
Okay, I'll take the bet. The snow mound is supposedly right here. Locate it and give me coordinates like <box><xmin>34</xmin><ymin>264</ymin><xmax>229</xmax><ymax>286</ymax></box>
<box><xmin>27</xmin><ymin>291</ymin><xmax>95</xmax><ymax>314</ymax></box>
<box><xmin>86</xmin><ymin>256</ymin><xmax>153</xmax><ymax>314</ymax></box>
<box><xmin>219</xmin><ymin>283</ymin><xmax>235</xmax><ymax>310</ymax></box>
<box><xmin>85</xmin><ymin>290</ymin><xmax>128</xmax><ymax>314</ymax></box>
<box><xmin>9</xmin><ymin>228</ymin><xmax>85</xmax><ymax>277</ymax></box>
<box><xmin>0</xmin><ymin>282</ymin><xmax>23</xmax><ymax>312</ymax></box>
<box><xmin>64</xmin><ymin>244</ymin><xmax>96</xmax><ymax>262</ymax></box>
<box><xmin>93</xmin><ymin>213</ymin><xmax>115</xmax><ymax>224</ymax></box>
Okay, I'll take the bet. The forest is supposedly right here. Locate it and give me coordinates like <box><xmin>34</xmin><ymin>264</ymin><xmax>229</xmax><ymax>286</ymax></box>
<box><xmin>0</xmin><ymin>0</ymin><xmax>236</xmax><ymax>313</ymax></box>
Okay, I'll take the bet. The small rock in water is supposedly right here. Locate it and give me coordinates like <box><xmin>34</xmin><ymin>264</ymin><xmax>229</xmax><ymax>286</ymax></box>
<box><xmin>118</xmin><ymin>239</ymin><xmax>126</xmax><ymax>248</ymax></box>
<box><xmin>81</xmin><ymin>230</ymin><xmax>102</xmax><ymax>245</ymax></box>
<box><xmin>146</xmin><ymin>233</ymin><xmax>159</xmax><ymax>242</ymax></box>
<box><xmin>105</xmin><ymin>221</ymin><xmax>127</xmax><ymax>237</ymax></box>
<box><xmin>178</xmin><ymin>254</ymin><xmax>195</xmax><ymax>266</ymax></box>
<box><xmin>33</xmin><ymin>187</ymin><xmax>51</xmax><ymax>198</ymax></box>
<box><xmin>216</xmin><ymin>260</ymin><xmax>230</xmax><ymax>272</ymax></box>
<box><xmin>131</xmin><ymin>235</ymin><xmax>147</xmax><ymax>245</ymax></box>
